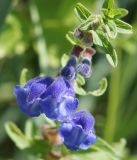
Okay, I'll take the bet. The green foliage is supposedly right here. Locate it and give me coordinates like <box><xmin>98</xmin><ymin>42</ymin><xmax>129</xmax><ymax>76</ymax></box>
<box><xmin>91</xmin><ymin>30</ymin><xmax>103</xmax><ymax>46</ymax></box>
<box><xmin>66</xmin><ymin>31</ymin><xmax>81</xmax><ymax>46</ymax></box>
<box><xmin>98</xmin><ymin>33</ymin><xmax>118</xmax><ymax>67</ymax></box>
<box><xmin>74</xmin><ymin>78</ymin><xmax>108</xmax><ymax>97</ymax></box>
<box><xmin>5</xmin><ymin>121</ymin><xmax>51</xmax><ymax>158</ymax></box>
<box><xmin>115</xmin><ymin>19</ymin><xmax>133</xmax><ymax>34</ymax></box>
<box><xmin>88</xmin><ymin>78</ymin><xmax>107</xmax><ymax>96</ymax></box>
<box><xmin>5</xmin><ymin>122</ymin><xmax>30</xmax><ymax>149</ymax></box>
<box><xmin>74</xmin><ymin>3</ymin><xmax>91</xmax><ymax>21</ymax></box>
<box><xmin>76</xmin><ymin>74</ymin><xmax>85</xmax><ymax>86</ymax></box>
<box><xmin>61</xmin><ymin>138</ymin><xmax>127</xmax><ymax>160</ymax></box>
<box><xmin>103</xmin><ymin>0</ymin><xmax>116</xmax><ymax>10</ymax></box>
<box><xmin>66</xmin><ymin>1</ymin><xmax>132</xmax><ymax>68</ymax></box>
<box><xmin>102</xmin><ymin>8</ymin><xmax>128</xmax><ymax>19</ymax></box>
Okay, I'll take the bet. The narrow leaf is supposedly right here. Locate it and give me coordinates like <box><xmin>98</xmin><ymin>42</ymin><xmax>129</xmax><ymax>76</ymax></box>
<box><xmin>105</xmin><ymin>20</ymin><xmax>117</xmax><ymax>39</ymax></box>
<box><xmin>88</xmin><ymin>78</ymin><xmax>107</xmax><ymax>96</ymax></box>
<box><xmin>115</xmin><ymin>19</ymin><xmax>133</xmax><ymax>34</ymax></box>
<box><xmin>25</xmin><ymin>119</ymin><xmax>37</xmax><ymax>139</ymax></box>
<box><xmin>102</xmin><ymin>8</ymin><xmax>128</xmax><ymax>19</ymax></box>
<box><xmin>106</xmin><ymin>50</ymin><xmax>118</xmax><ymax>68</ymax></box>
<box><xmin>103</xmin><ymin>0</ymin><xmax>116</xmax><ymax>9</ymax></box>
<box><xmin>75</xmin><ymin>78</ymin><xmax>107</xmax><ymax>97</ymax></box>
<box><xmin>66</xmin><ymin>32</ymin><xmax>77</xmax><ymax>45</ymax></box>
<box><xmin>76</xmin><ymin>74</ymin><xmax>85</xmax><ymax>86</ymax></box>
<box><xmin>93</xmin><ymin>137</ymin><xmax>121</xmax><ymax>159</ymax></box>
<box><xmin>5</xmin><ymin>122</ymin><xmax>30</xmax><ymax>149</ymax></box>
<box><xmin>91</xmin><ymin>30</ymin><xmax>103</xmax><ymax>46</ymax></box>
<box><xmin>99</xmin><ymin>33</ymin><xmax>118</xmax><ymax>67</ymax></box>
<box><xmin>74</xmin><ymin>83</ymin><xmax>86</xmax><ymax>96</ymax></box>
<box><xmin>20</xmin><ymin>68</ymin><xmax>28</xmax><ymax>86</ymax></box>
<box><xmin>74</xmin><ymin>3</ymin><xmax>91</xmax><ymax>21</ymax></box>
<box><xmin>112</xmin><ymin>8</ymin><xmax>128</xmax><ymax>18</ymax></box>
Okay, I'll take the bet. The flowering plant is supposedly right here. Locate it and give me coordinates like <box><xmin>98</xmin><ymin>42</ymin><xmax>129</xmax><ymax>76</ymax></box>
<box><xmin>5</xmin><ymin>0</ymin><xmax>132</xmax><ymax>159</ymax></box>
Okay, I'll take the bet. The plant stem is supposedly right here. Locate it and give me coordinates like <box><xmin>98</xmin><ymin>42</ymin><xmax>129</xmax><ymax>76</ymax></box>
<box><xmin>104</xmin><ymin>52</ymin><xmax>121</xmax><ymax>143</ymax></box>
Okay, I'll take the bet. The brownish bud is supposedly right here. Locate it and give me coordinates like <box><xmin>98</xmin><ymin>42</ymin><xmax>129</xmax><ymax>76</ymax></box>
<box><xmin>82</xmin><ymin>48</ymin><xmax>96</xmax><ymax>60</ymax></box>
<box><xmin>41</xmin><ymin>125</ymin><xmax>62</xmax><ymax>145</ymax></box>
<box><xmin>82</xmin><ymin>32</ymin><xmax>93</xmax><ymax>47</ymax></box>
<box><xmin>71</xmin><ymin>45</ymin><xmax>83</xmax><ymax>57</ymax></box>
<box><xmin>74</xmin><ymin>28</ymin><xmax>84</xmax><ymax>39</ymax></box>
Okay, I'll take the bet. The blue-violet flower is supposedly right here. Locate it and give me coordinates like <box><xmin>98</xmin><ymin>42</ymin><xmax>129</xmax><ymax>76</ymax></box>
<box><xmin>77</xmin><ymin>58</ymin><xmax>92</xmax><ymax>78</ymax></box>
<box><xmin>59</xmin><ymin>111</ymin><xmax>96</xmax><ymax>150</ymax></box>
<box><xmin>14</xmin><ymin>76</ymin><xmax>78</xmax><ymax>120</ymax></box>
<box><xmin>61</xmin><ymin>56</ymin><xmax>77</xmax><ymax>80</ymax></box>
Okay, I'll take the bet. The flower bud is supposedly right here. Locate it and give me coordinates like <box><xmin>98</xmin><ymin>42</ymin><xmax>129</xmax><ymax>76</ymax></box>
<box><xmin>74</xmin><ymin>28</ymin><xmax>84</xmax><ymax>39</ymax></box>
<box><xmin>61</xmin><ymin>66</ymin><xmax>76</xmax><ymax>80</ymax></box>
<box><xmin>83</xmin><ymin>48</ymin><xmax>96</xmax><ymax>60</ymax></box>
<box><xmin>82</xmin><ymin>32</ymin><xmax>93</xmax><ymax>46</ymax></box>
<box><xmin>66</xmin><ymin>55</ymin><xmax>77</xmax><ymax>67</ymax></box>
<box><xmin>77</xmin><ymin>58</ymin><xmax>92</xmax><ymax>78</ymax></box>
<box><xmin>42</xmin><ymin>124</ymin><xmax>62</xmax><ymax>145</ymax></box>
<box><xmin>71</xmin><ymin>45</ymin><xmax>83</xmax><ymax>57</ymax></box>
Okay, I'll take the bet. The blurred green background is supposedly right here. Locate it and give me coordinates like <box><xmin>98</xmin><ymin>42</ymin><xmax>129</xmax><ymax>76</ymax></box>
<box><xmin>0</xmin><ymin>0</ymin><xmax>137</xmax><ymax>159</ymax></box>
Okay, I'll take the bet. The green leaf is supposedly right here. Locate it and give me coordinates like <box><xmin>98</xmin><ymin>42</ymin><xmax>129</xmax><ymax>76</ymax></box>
<box><xmin>88</xmin><ymin>78</ymin><xmax>107</xmax><ymax>96</ymax></box>
<box><xmin>66</xmin><ymin>32</ymin><xmax>77</xmax><ymax>45</ymax></box>
<box><xmin>76</xmin><ymin>74</ymin><xmax>85</xmax><ymax>86</ymax></box>
<box><xmin>61</xmin><ymin>54</ymin><xmax>69</xmax><ymax>67</ymax></box>
<box><xmin>105</xmin><ymin>20</ymin><xmax>117</xmax><ymax>39</ymax></box>
<box><xmin>25</xmin><ymin>139</ymin><xmax>51</xmax><ymax>157</ymax></box>
<box><xmin>115</xmin><ymin>19</ymin><xmax>133</xmax><ymax>34</ymax></box>
<box><xmin>20</xmin><ymin>68</ymin><xmax>28</xmax><ymax>86</ymax></box>
<box><xmin>25</xmin><ymin>119</ymin><xmax>37</xmax><ymax>139</ymax></box>
<box><xmin>103</xmin><ymin>0</ymin><xmax>116</xmax><ymax>10</ymax></box>
<box><xmin>112</xmin><ymin>8</ymin><xmax>128</xmax><ymax>18</ymax></box>
<box><xmin>74</xmin><ymin>3</ymin><xmax>91</xmax><ymax>21</ymax></box>
<box><xmin>91</xmin><ymin>30</ymin><xmax>103</xmax><ymax>46</ymax></box>
<box><xmin>74</xmin><ymin>83</ymin><xmax>86</xmax><ymax>96</ymax></box>
<box><xmin>75</xmin><ymin>78</ymin><xmax>107</xmax><ymax>96</ymax></box>
<box><xmin>93</xmin><ymin>137</ymin><xmax>121</xmax><ymax>159</ymax></box>
<box><xmin>106</xmin><ymin>50</ymin><xmax>118</xmax><ymax>68</ymax></box>
<box><xmin>98</xmin><ymin>33</ymin><xmax>118</xmax><ymax>67</ymax></box>
<box><xmin>5</xmin><ymin>122</ymin><xmax>30</xmax><ymax>149</ymax></box>
<box><xmin>102</xmin><ymin>8</ymin><xmax>128</xmax><ymax>19</ymax></box>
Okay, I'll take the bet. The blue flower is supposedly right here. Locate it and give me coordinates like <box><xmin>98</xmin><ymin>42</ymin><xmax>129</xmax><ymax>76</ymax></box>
<box><xmin>61</xmin><ymin>56</ymin><xmax>77</xmax><ymax>80</ymax></box>
<box><xmin>59</xmin><ymin>111</ymin><xmax>96</xmax><ymax>150</ymax></box>
<box><xmin>40</xmin><ymin>76</ymin><xmax>78</xmax><ymax>121</ymax></box>
<box><xmin>77</xmin><ymin>58</ymin><xmax>92</xmax><ymax>78</ymax></box>
<box><xmin>14</xmin><ymin>76</ymin><xmax>78</xmax><ymax>120</ymax></box>
<box><xmin>14</xmin><ymin>77</ymin><xmax>54</xmax><ymax>117</ymax></box>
